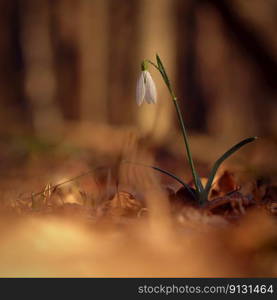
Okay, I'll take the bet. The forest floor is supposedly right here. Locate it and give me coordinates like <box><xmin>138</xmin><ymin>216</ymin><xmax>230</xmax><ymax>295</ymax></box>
<box><xmin>0</xmin><ymin>125</ymin><xmax>277</xmax><ymax>277</ymax></box>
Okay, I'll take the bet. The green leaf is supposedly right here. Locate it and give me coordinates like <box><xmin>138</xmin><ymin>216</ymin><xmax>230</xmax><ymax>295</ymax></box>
<box><xmin>122</xmin><ymin>160</ymin><xmax>197</xmax><ymax>201</ymax></box>
<box><xmin>196</xmin><ymin>175</ymin><xmax>204</xmax><ymax>193</ymax></box>
<box><xmin>156</xmin><ymin>54</ymin><xmax>170</xmax><ymax>88</ymax></box>
<box><xmin>156</xmin><ymin>54</ymin><xmax>165</xmax><ymax>73</ymax></box>
<box><xmin>204</xmin><ymin>136</ymin><xmax>258</xmax><ymax>196</ymax></box>
<box><xmin>151</xmin><ymin>165</ymin><xmax>197</xmax><ymax>200</ymax></box>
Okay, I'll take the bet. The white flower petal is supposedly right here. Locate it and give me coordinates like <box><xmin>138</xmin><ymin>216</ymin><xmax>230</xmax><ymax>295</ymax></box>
<box><xmin>136</xmin><ymin>72</ymin><xmax>146</xmax><ymax>106</ymax></box>
<box><xmin>144</xmin><ymin>71</ymin><xmax>157</xmax><ymax>104</ymax></box>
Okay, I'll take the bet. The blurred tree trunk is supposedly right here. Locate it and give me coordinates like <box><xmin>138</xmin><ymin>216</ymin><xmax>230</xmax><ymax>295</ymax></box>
<box><xmin>195</xmin><ymin>3</ymin><xmax>257</xmax><ymax>140</ymax></box>
<box><xmin>52</xmin><ymin>0</ymin><xmax>80</xmax><ymax>120</ymax></box>
<box><xmin>78</xmin><ymin>0</ymin><xmax>109</xmax><ymax>123</ymax></box>
<box><xmin>136</xmin><ymin>0</ymin><xmax>176</xmax><ymax>142</ymax></box>
<box><xmin>1</xmin><ymin>0</ymin><xmax>276</xmax><ymax>143</ymax></box>
<box><xmin>175</xmin><ymin>0</ymin><xmax>207</xmax><ymax>132</ymax></box>
<box><xmin>213</xmin><ymin>0</ymin><xmax>277</xmax><ymax>137</ymax></box>
<box><xmin>107</xmin><ymin>0</ymin><xmax>139</xmax><ymax>126</ymax></box>
<box><xmin>20</xmin><ymin>0</ymin><xmax>64</xmax><ymax>140</ymax></box>
<box><xmin>0</xmin><ymin>0</ymin><xmax>25</xmax><ymax>132</ymax></box>
<box><xmin>195</xmin><ymin>0</ymin><xmax>277</xmax><ymax>140</ymax></box>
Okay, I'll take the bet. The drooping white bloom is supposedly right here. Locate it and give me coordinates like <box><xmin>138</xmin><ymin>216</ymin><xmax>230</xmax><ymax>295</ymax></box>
<box><xmin>136</xmin><ymin>70</ymin><xmax>157</xmax><ymax>106</ymax></box>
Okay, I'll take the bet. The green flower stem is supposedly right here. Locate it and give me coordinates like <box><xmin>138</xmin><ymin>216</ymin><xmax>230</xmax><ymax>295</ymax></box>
<box><xmin>172</xmin><ymin>96</ymin><xmax>201</xmax><ymax>197</ymax></box>
<box><xmin>147</xmin><ymin>57</ymin><xmax>202</xmax><ymax>198</ymax></box>
<box><xmin>146</xmin><ymin>56</ymin><xmax>204</xmax><ymax>202</ymax></box>
<box><xmin>142</xmin><ymin>56</ymin><xmax>257</xmax><ymax>206</ymax></box>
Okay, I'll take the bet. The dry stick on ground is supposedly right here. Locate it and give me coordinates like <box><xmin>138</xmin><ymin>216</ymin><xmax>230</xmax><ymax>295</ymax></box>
<box><xmin>19</xmin><ymin>167</ymin><xmax>108</xmax><ymax>204</ymax></box>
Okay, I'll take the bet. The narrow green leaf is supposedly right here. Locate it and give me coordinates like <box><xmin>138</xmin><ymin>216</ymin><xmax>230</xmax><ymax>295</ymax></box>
<box><xmin>196</xmin><ymin>175</ymin><xmax>204</xmax><ymax>193</ymax></box>
<box><xmin>204</xmin><ymin>136</ymin><xmax>258</xmax><ymax>195</ymax></box>
<box><xmin>155</xmin><ymin>54</ymin><xmax>164</xmax><ymax>71</ymax></box>
<box><xmin>156</xmin><ymin>55</ymin><xmax>168</xmax><ymax>82</ymax></box>
<box><xmin>122</xmin><ymin>160</ymin><xmax>197</xmax><ymax>201</ymax></box>
<box><xmin>155</xmin><ymin>55</ymin><xmax>163</xmax><ymax>70</ymax></box>
<box><xmin>151</xmin><ymin>165</ymin><xmax>197</xmax><ymax>200</ymax></box>
<box><xmin>156</xmin><ymin>54</ymin><xmax>170</xmax><ymax>88</ymax></box>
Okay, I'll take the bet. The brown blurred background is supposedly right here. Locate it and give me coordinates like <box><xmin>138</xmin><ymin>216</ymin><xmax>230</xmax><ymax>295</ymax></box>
<box><xmin>0</xmin><ymin>0</ymin><xmax>276</xmax><ymax>171</ymax></box>
<box><xmin>0</xmin><ymin>0</ymin><xmax>277</xmax><ymax>278</ymax></box>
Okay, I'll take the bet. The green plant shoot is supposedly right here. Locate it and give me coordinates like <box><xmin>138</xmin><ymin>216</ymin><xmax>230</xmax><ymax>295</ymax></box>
<box><xmin>139</xmin><ymin>54</ymin><xmax>257</xmax><ymax>205</ymax></box>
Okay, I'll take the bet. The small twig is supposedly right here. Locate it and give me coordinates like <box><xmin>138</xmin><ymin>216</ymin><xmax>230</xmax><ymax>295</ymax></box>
<box><xmin>20</xmin><ymin>166</ymin><xmax>108</xmax><ymax>202</ymax></box>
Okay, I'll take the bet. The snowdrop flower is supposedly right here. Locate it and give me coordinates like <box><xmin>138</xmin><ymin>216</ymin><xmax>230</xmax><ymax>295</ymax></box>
<box><xmin>136</xmin><ymin>61</ymin><xmax>157</xmax><ymax>106</ymax></box>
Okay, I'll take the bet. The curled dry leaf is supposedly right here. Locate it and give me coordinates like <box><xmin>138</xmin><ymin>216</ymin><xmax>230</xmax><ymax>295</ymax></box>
<box><xmin>210</xmin><ymin>171</ymin><xmax>238</xmax><ymax>199</ymax></box>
